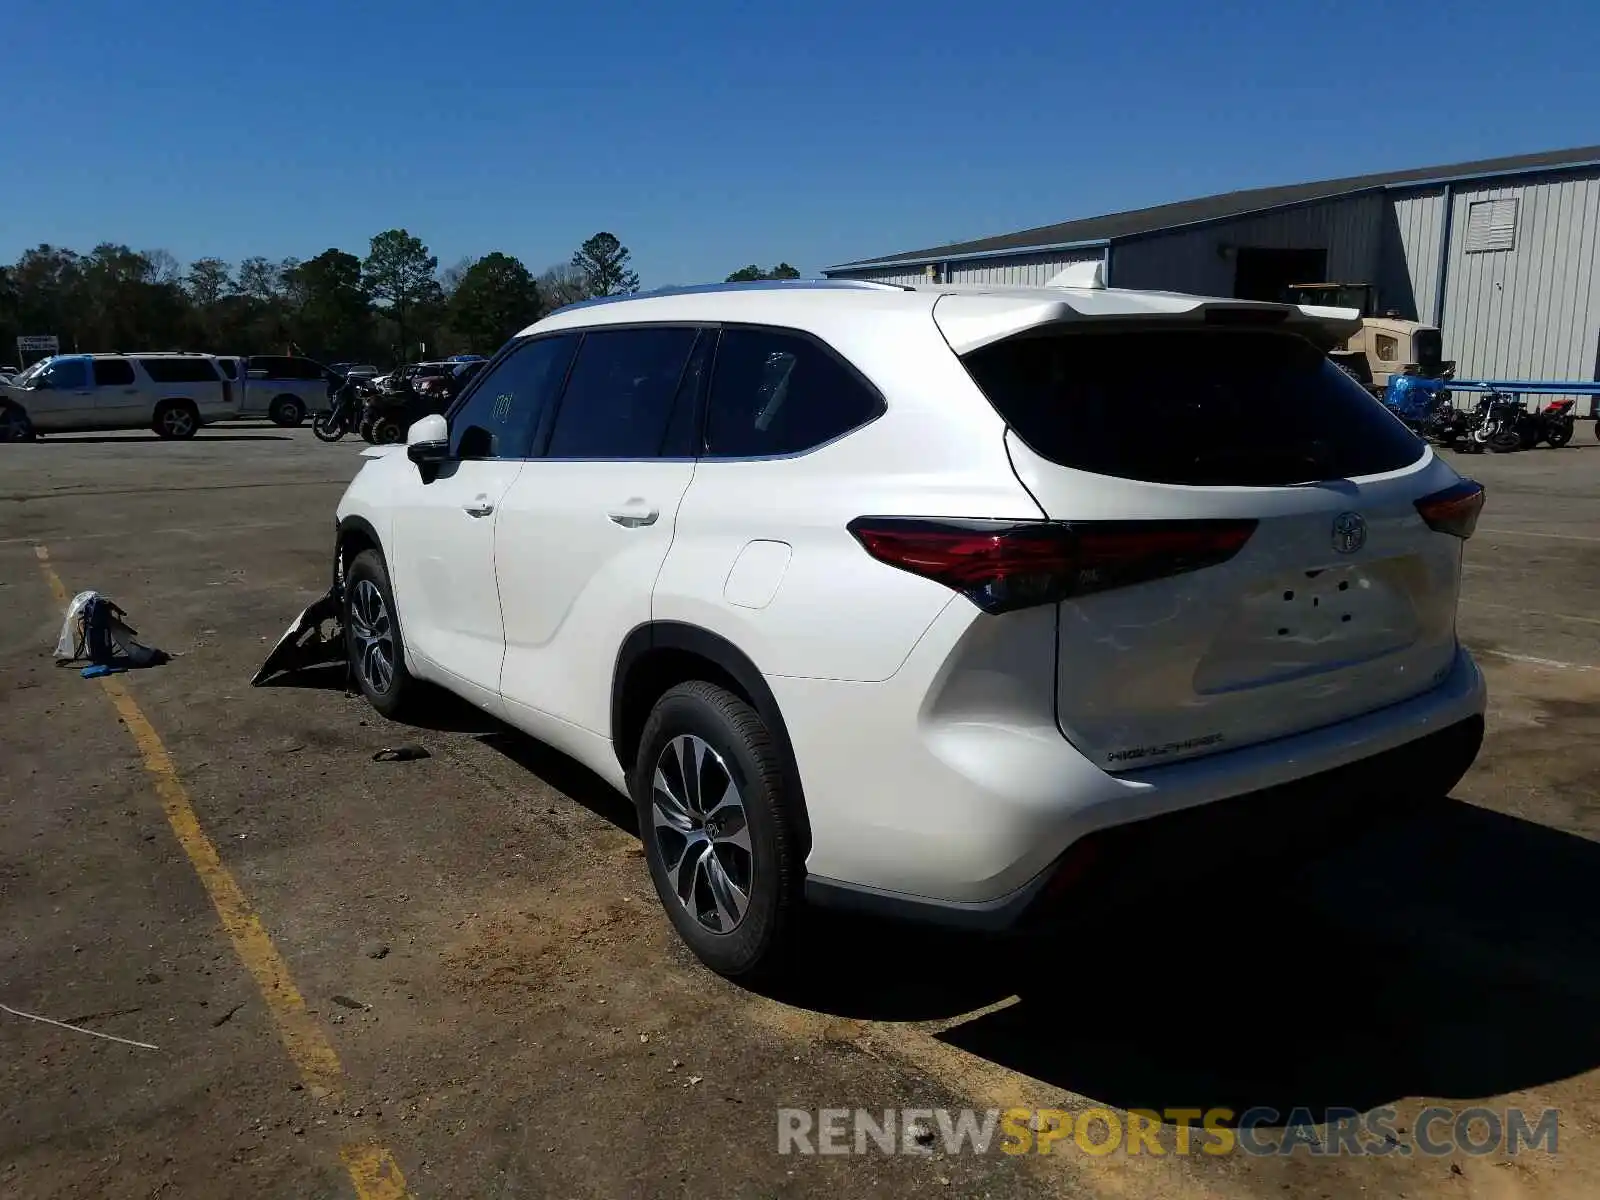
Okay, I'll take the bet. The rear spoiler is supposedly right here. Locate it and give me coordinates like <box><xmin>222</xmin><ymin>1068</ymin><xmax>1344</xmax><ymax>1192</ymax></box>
<box><xmin>932</xmin><ymin>289</ymin><xmax>1364</xmax><ymax>356</ymax></box>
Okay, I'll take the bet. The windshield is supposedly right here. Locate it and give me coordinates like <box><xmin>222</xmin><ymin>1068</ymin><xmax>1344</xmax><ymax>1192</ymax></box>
<box><xmin>10</xmin><ymin>360</ymin><xmax>50</xmax><ymax>388</ymax></box>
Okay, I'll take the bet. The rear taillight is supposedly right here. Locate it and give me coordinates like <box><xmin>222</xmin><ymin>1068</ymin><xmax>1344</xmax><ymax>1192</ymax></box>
<box><xmin>1415</xmin><ymin>480</ymin><xmax>1485</xmax><ymax>539</ymax></box>
<box><xmin>846</xmin><ymin>517</ymin><xmax>1258</xmax><ymax>614</ymax></box>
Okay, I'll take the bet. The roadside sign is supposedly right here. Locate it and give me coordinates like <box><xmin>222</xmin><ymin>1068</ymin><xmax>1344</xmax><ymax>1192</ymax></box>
<box><xmin>17</xmin><ymin>335</ymin><xmax>59</xmax><ymax>365</ymax></box>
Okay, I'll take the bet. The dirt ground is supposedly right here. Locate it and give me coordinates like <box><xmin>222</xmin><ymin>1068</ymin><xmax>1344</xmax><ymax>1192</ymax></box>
<box><xmin>2</xmin><ymin>424</ymin><xmax>1599</xmax><ymax>1199</ymax></box>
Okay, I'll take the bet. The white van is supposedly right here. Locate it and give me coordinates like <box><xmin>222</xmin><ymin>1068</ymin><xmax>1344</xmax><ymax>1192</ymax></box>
<box><xmin>0</xmin><ymin>353</ymin><xmax>238</xmax><ymax>438</ymax></box>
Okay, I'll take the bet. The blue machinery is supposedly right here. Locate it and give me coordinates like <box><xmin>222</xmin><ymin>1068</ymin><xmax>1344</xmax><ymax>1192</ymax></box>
<box><xmin>1385</xmin><ymin>374</ymin><xmax>1600</xmax><ymax>420</ymax></box>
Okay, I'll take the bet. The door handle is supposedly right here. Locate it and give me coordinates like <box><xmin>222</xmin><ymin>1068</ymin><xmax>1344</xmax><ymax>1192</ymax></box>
<box><xmin>608</xmin><ymin>502</ymin><xmax>660</xmax><ymax>528</ymax></box>
<box><xmin>464</xmin><ymin>496</ymin><xmax>495</xmax><ymax>517</ymax></box>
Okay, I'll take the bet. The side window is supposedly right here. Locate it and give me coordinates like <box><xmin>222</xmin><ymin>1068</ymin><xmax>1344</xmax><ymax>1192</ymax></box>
<box><xmin>544</xmin><ymin>327</ymin><xmax>700</xmax><ymax>458</ymax></box>
<box><xmin>44</xmin><ymin>359</ymin><xmax>89</xmax><ymax>390</ymax></box>
<box><xmin>138</xmin><ymin>357</ymin><xmax>220</xmax><ymax>383</ymax></box>
<box><xmin>704</xmin><ymin>327</ymin><xmax>883</xmax><ymax>458</ymax></box>
<box><xmin>1374</xmin><ymin>334</ymin><xmax>1399</xmax><ymax>362</ymax></box>
<box><xmin>450</xmin><ymin>335</ymin><xmax>579</xmax><ymax>460</ymax></box>
<box><xmin>92</xmin><ymin>358</ymin><xmax>136</xmax><ymax>386</ymax></box>
<box><xmin>215</xmin><ymin>357</ymin><xmax>239</xmax><ymax>381</ymax></box>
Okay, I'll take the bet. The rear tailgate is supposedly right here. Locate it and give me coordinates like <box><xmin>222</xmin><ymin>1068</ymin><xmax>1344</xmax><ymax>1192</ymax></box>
<box><xmin>943</xmin><ymin>305</ymin><xmax>1473</xmax><ymax>771</ymax></box>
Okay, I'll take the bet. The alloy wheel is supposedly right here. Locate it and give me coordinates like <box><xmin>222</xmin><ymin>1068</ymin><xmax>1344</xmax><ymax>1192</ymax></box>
<box><xmin>348</xmin><ymin>579</ymin><xmax>395</xmax><ymax>694</ymax></box>
<box><xmin>161</xmin><ymin>407</ymin><xmax>195</xmax><ymax>437</ymax></box>
<box><xmin>650</xmin><ymin>734</ymin><xmax>753</xmax><ymax>934</ymax></box>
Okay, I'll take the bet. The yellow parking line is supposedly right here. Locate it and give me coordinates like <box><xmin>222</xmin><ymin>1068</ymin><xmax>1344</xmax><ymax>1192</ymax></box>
<box><xmin>32</xmin><ymin>545</ymin><xmax>411</xmax><ymax>1200</ymax></box>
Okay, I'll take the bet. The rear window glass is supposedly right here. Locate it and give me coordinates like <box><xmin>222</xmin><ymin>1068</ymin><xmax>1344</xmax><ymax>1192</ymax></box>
<box><xmin>960</xmin><ymin>329</ymin><xmax>1425</xmax><ymax>486</ymax></box>
<box><xmin>138</xmin><ymin>357</ymin><xmax>220</xmax><ymax>384</ymax></box>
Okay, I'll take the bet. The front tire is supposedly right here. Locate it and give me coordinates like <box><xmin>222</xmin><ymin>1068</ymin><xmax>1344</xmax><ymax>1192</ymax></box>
<box><xmin>344</xmin><ymin>550</ymin><xmax>418</xmax><ymax>719</ymax></box>
<box><xmin>0</xmin><ymin>405</ymin><xmax>35</xmax><ymax>442</ymax></box>
<box><xmin>370</xmin><ymin>415</ymin><xmax>405</xmax><ymax>445</ymax></box>
<box><xmin>312</xmin><ymin>411</ymin><xmax>347</xmax><ymax>442</ymax></box>
<box><xmin>1488</xmin><ymin>427</ymin><xmax>1523</xmax><ymax>453</ymax></box>
<box><xmin>152</xmin><ymin>400</ymin><xmax>199</xmax><ymax>439</ymax></box>
<box><xmin>632</xmin><ymin>682</ymin><xmax>803</xmax><ymax>979</ymax></box>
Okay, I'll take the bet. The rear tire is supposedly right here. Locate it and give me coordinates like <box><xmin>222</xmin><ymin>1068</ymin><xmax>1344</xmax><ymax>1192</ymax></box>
<box><xmin>269</xmin><ymin>395</ymin><xmax>306</xmax><ymax>427</ymax></box>
<box><xmin>631</xmin><ymin>682</ymin><xmax>803</xmax><ymax>980</ymax></box>
<box><xmin>1546</xmin><ymin>421</ymin><xmax>1574</xmax><ymax>448</ymax></box>
<box><xmin>344</xmin><ymin>550</ymin><xmax>418</xmax><ymax>719</ymax></box>
<box><xmin>152</xmin><ymin>400</ymin><xmax>199</xmax><ymax>439</ymax></box>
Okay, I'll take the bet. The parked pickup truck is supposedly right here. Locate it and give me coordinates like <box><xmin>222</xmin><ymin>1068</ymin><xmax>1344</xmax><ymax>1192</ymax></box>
<box><xmin>214</xmin><ymin>354</ymin><xmax>334</xmax><ymax>426</ymax></box>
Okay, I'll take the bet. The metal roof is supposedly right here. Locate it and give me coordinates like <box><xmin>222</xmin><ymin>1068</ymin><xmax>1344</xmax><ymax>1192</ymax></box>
<box><xmin>827</xmin><ymin>144</ymin><xmax>1600</xmax><ymax>272</ymax></box>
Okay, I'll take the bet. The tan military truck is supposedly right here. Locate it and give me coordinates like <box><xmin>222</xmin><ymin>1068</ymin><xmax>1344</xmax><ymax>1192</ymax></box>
<box><xmin>1284</xmin><ymin>283</ymin><xmax>1447</xmax><ymax>395</ymax></box>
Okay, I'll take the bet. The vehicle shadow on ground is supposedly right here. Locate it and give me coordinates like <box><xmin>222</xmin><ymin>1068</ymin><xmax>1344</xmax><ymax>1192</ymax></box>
<box><xmin>34</xmin><ymin>434</ymin><xmax>294</xmax><ymax>443</ymax></box>
<box><xmin>345</xmin><ymin>682</ymin><xmax>1600</xmax><ymax>1119</ymax></box>
<box><xmin>477</xmin><ymin>728</ymin><xmax>640</xmax><ymax>835</ymax></box>
<box><xmin>762</xmin><ymin>797</ymin><xmax>1600</xmax><ymax>1121</ymax></box>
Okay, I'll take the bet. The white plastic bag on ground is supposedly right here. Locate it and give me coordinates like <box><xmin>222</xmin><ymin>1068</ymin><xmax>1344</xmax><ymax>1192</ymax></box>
<box><xmin>53</xmin><ymin>591</ymin><xmax>99</xmax><ymax>663</ymax></box>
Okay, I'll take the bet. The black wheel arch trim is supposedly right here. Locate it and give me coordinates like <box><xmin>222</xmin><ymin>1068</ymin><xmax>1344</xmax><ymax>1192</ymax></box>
<box><xmin>613</xmin><ymin>621</ymin><xmax>811</xmax><ymax>854</ymax></box>
<box><xmin>334</xmin><ymin>514</ymin><xmax>385</xmax><ymax>591</ymax></box>
<box><xmin>334</xmin><ymin>513</ymin><xmax>415</xmax><ymax>673</ymax></box>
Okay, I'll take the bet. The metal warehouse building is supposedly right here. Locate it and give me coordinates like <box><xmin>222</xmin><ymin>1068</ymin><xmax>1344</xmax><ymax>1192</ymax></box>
<box><xmin>824</xmin><ymin>145</ymin><xmax>1600</xmax><ymax>386</ymax></box>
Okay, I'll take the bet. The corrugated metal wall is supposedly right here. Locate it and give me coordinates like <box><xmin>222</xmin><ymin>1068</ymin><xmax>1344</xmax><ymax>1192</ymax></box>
<box><xmin>1383</xmin><ymin>188</ymin><xmax>1445</xmax><ymax>322</ymax></box>
<box><xmin>829</xmin><ymin>169</ymin><xmax>1600</xmax><ymax>390</ymax></box>
<box><xmin>1107</xmin><ymin>193</ymin><xmax>1386</xmax><ymax>296</ymax></box>
<box><xmin>1441</xmin><ymin>171</ymin><xmax>1600</xmax><ymax>382</ymax></box>
<box><xmin>829</xmin><ymin>249</ymin><xmax>1103</xmax><ymax>287</ymax></box>
<box><xmin>828</xmin><ymin>265</ymin><xmax>933</xmax><ymax>286</ymax></box>
<box><xmin>945</xmin><ymin>248</ymin><xmax>1103</xmax><ymax>286</ymax></box>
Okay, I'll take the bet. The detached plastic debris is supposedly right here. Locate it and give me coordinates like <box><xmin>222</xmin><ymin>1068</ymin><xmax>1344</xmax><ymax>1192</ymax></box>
<box><xmin>250</xmin><ymin>585</ymin><xmax>345</xmax><ymax>687</ymax></box>
<box><xmin>54</xmin><ymin>591</ymin><xmax>170</xmax><ymax>674</ymax></box>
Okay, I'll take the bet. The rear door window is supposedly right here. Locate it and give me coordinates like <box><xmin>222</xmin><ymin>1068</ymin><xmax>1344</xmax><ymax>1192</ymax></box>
<box><xmin>92</xmin><ymin>358</ymin><xmax>136</xmax><ymax>386</ymax></box>
<box><xmin>959</xmin><ymin>328</ymin><xmax>1425</xmax><ymax>486</ymax></box>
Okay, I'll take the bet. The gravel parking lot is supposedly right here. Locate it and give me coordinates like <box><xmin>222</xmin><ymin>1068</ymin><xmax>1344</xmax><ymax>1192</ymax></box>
<box><xmin>3</xmin><ymin>425</ymin><xmax>1599</xmax><ymax>1199</ymax></box>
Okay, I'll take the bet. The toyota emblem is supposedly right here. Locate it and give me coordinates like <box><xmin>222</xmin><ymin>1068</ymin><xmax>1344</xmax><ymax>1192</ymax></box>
<box><xmin>1331</xmin><ymin>512</ymin><xmax>1367</xmax><ymax>554</ymax></box>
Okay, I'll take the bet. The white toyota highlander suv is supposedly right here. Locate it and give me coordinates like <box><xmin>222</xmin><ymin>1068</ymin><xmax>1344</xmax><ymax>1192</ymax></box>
<box><xmin>331</xmin><ymin>271</ymin><xmax>1487</xmax><ymax>977</ymax></box>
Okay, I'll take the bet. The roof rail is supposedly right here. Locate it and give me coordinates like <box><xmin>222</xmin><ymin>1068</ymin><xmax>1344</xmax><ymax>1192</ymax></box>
<box><xmin>551</xmin><ymin>277</ymin><xmax>914</xmax><ymax>315</ymax></box>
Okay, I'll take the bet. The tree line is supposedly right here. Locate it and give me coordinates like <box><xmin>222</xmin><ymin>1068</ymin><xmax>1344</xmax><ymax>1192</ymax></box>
<box><xmin>0</xmin><ymin>230</ymin><xmax>644</xmax><ymax>367</ymax></box>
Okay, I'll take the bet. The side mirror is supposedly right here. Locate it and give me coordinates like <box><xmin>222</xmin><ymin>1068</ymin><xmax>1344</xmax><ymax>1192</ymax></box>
<box><xmin>406</xmin><ymin>413</ymin><xmax>450</xmax><ymax>469</ymax></box>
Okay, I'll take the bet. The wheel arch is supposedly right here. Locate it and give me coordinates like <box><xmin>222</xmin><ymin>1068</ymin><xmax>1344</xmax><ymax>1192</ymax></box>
<box><xmin>613</xmin><ymin>622</ymin><xmax>812</xmax><ymax>857</ymax></box>
<box><xmin>335</xmin><ymin>514</ymin><xmax>385</xmax><ymax>589</ymax></box>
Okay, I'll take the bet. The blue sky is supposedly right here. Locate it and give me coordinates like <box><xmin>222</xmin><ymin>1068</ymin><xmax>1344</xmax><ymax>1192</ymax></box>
<box><xmin>6</xmin><ymin>0</ymin><xmax>1598</xmax><ymax>287</ymax></box>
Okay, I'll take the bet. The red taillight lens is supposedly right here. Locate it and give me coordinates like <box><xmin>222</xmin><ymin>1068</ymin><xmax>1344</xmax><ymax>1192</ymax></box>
<box><xmin>1415</xmin><ymin>480</ymin><xmax>1485</xmax><ymax>539</ymax></box>
<box><xmin>846</xmin><ymin>517</ymin><xmax>1258</xmax><ymax>614</ymax></box>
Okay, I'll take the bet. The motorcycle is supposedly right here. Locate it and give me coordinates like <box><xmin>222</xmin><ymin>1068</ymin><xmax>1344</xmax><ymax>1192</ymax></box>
<box><xmin>1517</xmin><ymin>397</ymin><xmax>1576</xmax><ymax>448</ymax></box>
<box><xmin>1459</xmin><ymin>391</ymin><xmax>1526</xmax><ymax>454</ymax></box>
<box><xmin>312</xmin><ymin>372</ymin><xmax>377</xmax><ymax>443</ymax></box>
